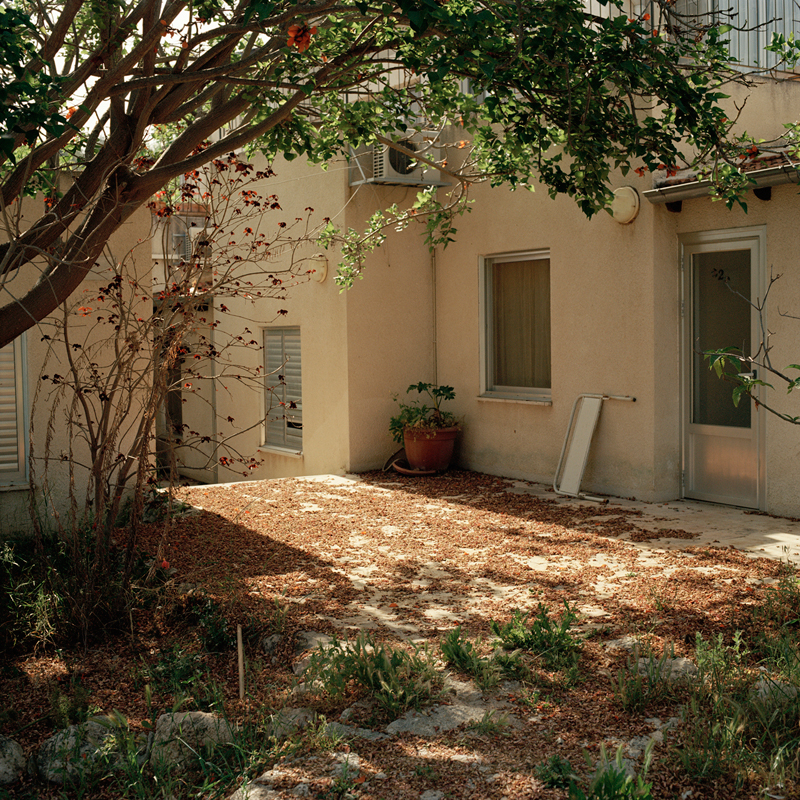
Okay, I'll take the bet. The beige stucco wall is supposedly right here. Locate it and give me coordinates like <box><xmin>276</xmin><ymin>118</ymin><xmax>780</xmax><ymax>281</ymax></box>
<box><xmin>1</xmin><ymin>201</ymin><xmax>152</xmax><ymax>532</ymax></box>
<box><xmin>174</xmin><ymin>71</ymin><xmax>800</xmax><ymax>515</ymax></box>
<box><xmin>205</xmin><ymin>153</ymin><xmax>353</xmax><ymax>483</ymax></box>
<box><xmin>328</xmin><ymin>72</ymin><xmax>800</xmax><ymax>505</ymax></box>
<box><xmin>343</xmin><ymin>186</ymin><xmax>436</xmax><ymax>471</ymax></box>
<box><xmin>427</xmin><ymin>174</ymin><xmax>678</xmax><ymax>501</ymax></box>
<box><xmin>203</xmin><ymin>152</ymin><xmax>439</xmax><ymax>479</ymax></box>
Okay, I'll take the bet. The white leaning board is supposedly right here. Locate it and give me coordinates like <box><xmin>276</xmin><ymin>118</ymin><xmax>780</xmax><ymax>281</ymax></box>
<box><xmin>556</xmin><ymin>396</ymin><xmax>604</xmax><ymax>496</ymax></box>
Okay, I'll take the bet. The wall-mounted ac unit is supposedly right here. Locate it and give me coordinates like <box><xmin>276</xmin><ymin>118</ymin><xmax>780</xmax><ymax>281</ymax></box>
<box><xmin>349</xmin><ymin>132</ymin><xmax>449</xmax><ymax>187</ymax></box>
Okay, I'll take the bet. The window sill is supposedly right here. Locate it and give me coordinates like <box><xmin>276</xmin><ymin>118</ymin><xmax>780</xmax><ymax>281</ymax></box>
<box><xmin>258</xmin><ymin>446</ymin><xmax>303</xmax><ymax>459</ymax></box>
<box><xmin>0</xmin><ymin>480</ymin><xmax>29</xmax><ymax>492</ymax></box>
<box><xmin>478</xmin><ymin>394</ymin><xmax>552</xmax><ymax>406</ymax></box>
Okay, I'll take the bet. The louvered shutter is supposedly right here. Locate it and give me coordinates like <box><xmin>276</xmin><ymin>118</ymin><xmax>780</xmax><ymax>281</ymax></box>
<box><xmin>264</xmin><ymin>328</ymin><xmax>302</xmax><ymax>450</ymax></box>
<box><xmin>172</xmin><ymin>232</ymin><xmax>191</xmax><ymax>261</ymax></box>
<box><xmin>673</xmin><ymin>0</ymin><xmax>799</xmax><ymax>68</ymax></box>
<box><xmin>0</xmin><ymin>338</ymin><xmax>25</xmax><ymax>483</ymax></box>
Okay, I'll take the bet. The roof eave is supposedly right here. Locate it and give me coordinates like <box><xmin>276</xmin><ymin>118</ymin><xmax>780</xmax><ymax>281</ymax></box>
<box><xmin>643</xmin><ymin>164</ymin><xmax>800</xmax><ymax>204</ymax></box>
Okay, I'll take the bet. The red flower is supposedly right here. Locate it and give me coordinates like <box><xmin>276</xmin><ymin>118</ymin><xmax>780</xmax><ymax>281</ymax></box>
<box><xmin>287</xmin><ymin>23</ymin><xmax>317</xmax><ymax>53</ymax></box>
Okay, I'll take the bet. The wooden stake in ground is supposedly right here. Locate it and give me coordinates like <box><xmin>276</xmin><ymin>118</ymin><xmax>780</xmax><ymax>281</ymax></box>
<box><xmin>237</xmin><ymin>624</ymin><xmax>245</xmax><ymax>700</ymax></box>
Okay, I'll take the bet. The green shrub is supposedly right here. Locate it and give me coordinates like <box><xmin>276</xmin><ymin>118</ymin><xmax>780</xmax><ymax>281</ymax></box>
<box><xmin>493</xmin><ymin>648</ymin><xmax>532</xmax><ymax>682</ymax></box>
<box><xmin>610</xmin><ymin>644</ymin><xmax>678</xmax><ymax>713</ymax></box>
<box><xmin>303</xmin><ymin>632</ymin><xmax>443</xmax><ymax>719</ymax></box>
<box><xmin>491</xmin><ymin>601</ymin><xmax>581</xmax><ymax>670</ymax></box>
<box><xmin>440</xmin><ymin>627</ymin><xmax>530</xmax><ymax>689</ymax></box>
<box><xmin>0</xmin><ymin>536</ymin><xmax>64</xmax><ymax>651</ymax></box>
<box><xmin>440</xmin><ymin>626</ymin><xmax>482</xmax><ymax>673</ymax></box>
<box><xmin>534</xmin><ymin>753</ymin><xmax>576</xmax><ymax>788</ymax></box>
<box><xmin>569</xmin><ymin>742</ymin><xmax>653</xmax><ymax>800</ymax></box>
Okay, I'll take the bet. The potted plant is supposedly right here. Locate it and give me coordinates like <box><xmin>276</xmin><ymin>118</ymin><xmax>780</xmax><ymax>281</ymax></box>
<box><xmin>389</xmin><ymin>382</ymin><xmax>461</xmax><ymax>472</ymax></box>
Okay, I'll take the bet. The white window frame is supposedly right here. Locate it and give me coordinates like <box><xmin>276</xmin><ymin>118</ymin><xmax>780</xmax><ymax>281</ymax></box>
<box><xmin>263</xmin><ymin>327</ymin><xmax>303</xmax><ymax>454</ymax></box>
<box><xmin>480</xmin><ymin>250</ymin><xmax>552</xmax><ymax>403</ymax></box>
<box><xmin>0</xmin><ymin>334</ymin><xmax>27</xmax><ymax>486</ymax></box>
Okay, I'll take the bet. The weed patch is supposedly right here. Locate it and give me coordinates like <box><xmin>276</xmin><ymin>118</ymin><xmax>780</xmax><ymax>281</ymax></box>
<box><xmin>611</xmin><ymin>643</ymin><xmax>680</xmax><ymax>713</ymax></box>
<box><xmin>491</xmin><ymin>602</ymin><xmax>582</xmax><ymax>670</ymax></box>
<box><xmin>534</xmin><ymin>753</ymin><xmax>575</xmax><ymax>788</ymax></box>
<box><xmin>569</xmin><ymin>742</ymin><xmax>654</xmax><ymax>799</ymax></box>
<box><xmin>302</xmin><ymin>632</ymin><xmax>443</xmax><ymax>719</ymax></box>
<box><xmin>671</xmin><ymin>627</ymin><xmax>800</xmax><ymax>791</ymax></box>
<box><xmin>0</xmin><ymin>536</ymin><xmax>64</xmax><ymax>650</ymax></box>
<box><xmin>136</xmin><ymin>647</ymin><xmax>224</xmax><ymax>711</ymax></box>
<box><xmin>466</xmin><ymin>709</ymin><xmax>510</xmax><ymax>736</ymax></box>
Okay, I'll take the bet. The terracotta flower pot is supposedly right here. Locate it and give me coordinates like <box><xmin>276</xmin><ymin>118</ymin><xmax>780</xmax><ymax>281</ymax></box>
<box><xmin>403</xmin><ymin>426</ymin><xmax>460</xmax><ymax>472</ymax></box>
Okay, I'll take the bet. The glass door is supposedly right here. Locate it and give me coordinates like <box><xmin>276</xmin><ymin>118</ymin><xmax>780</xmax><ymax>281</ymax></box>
<box><xmin>682</xmin><ymin>231</ymin><xmax>764</xmax><ymax>508</ymax></box>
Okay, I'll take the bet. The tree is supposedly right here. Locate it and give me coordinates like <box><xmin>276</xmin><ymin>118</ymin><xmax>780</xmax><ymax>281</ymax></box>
<box><xmin>30</xmin><ymin>153</ymin><xmax>316</xmax><ymax>643</ymax></box>
<box><xmin>0</xmin><ymin>0</ymin><xmax>740</xmax><ymax>348</ymax></box>
<box><xmin>707</xmin><ymin>272</ymin><xmax>800</xmax><ymax>426</ymax></box>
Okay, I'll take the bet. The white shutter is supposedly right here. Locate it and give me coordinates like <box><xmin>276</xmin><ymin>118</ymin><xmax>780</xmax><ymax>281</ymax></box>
<box><xmin>673</xmin><ymin>0</ymin><xmax>799</xmax><ymax>67</ymax></box>
<box><xmin>172</xmin><ymin>232</ymin><xmax>191</xmax><ymax>261</ymax></box>
<box><xmin>0</xmin><ymin>337</ymin><xmax>25</xmax><ymax>483</ymax></box>
<box><xmin>264</xmin><ymin>328</ymin><xmax>302</xmax><ymax>451</ymax></box>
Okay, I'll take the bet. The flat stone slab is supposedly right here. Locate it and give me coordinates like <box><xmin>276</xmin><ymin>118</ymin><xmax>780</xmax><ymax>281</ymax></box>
<box><xmin>324</xmin><ymin>722</ymin><xmax>389</xmax><ymax>742</ymax></box>
<box><xmin>604</xmin><ymin>635</ymin><xmax>640</xmax><ymax>652</ymax></box>
<box><xmin>750</xmin><ymin>678</ymin><xmax>799</xmax><ymax>708</ymax></box>
<box><xmin>294</xmin><ymin>631</ymin><xmax>333</xmax><ymax>655</ymax></box>
<box><xmin>330</xmin><ymin>752</ymin><xmax>360</xmax><ymax>779</ymax></box>
<box><xmin>0</xmin><ymin>736</ymin><xmax>25</xmax><ymax>785</ymax></box>
<box><xmin>267</xmin><ymin>708</ymin><xmax>317</xmax><ymax>740</ymax></box>
<box><xmin>229</xmin><ymin>784</ymin><xmax>279</xmax><ymax>800</ymax></box>
<box><xmin>638</xmin><ymin>656</ymin><xmax>698</xmax><ymax>682</ymax></box>
<box><xmin>386</xmin><ymin>678</ymin><xmax>514</xmax><ymax>737</ymax></box>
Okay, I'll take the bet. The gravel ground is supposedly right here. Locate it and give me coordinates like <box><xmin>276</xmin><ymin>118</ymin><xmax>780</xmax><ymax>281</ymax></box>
<box><xmin>2</xmin><ymin>469</ymin><xmax>791</xmax><ymax>799</ymax></box>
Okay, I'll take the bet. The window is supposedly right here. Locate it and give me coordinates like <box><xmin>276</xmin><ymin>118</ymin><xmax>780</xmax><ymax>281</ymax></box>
<box><xmin>0</xmin><ymin>336</ymin><xmax>26</xmax><ymax>484</ymax></box>
<box><xmin>670</xmin><ymin>0</ymin><xmax>799</xmax><ymax>69</ymax></box>
<box><xmin>264</xmin><ymin>327</ymin><xmax>302</xmax><ymax>451</ymax></box>
<box><xmin>482</xmin><ymin>252</ymin><xmax>551</xmax><ymax>400</ymax></box>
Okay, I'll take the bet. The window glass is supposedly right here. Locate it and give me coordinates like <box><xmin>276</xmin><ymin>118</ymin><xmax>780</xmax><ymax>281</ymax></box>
<box><xmin>691</xmin><ymin>249</ymin><xmax>751</xmax><ymax>428</ymax></box>
<box><xmin>485</xmin><ymin>255</ymin><xmax>551</xmax><ymax>397</ymax></box>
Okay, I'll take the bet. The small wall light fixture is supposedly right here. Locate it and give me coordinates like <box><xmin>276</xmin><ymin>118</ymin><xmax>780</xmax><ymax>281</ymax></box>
<box><xmin>610</xmin><ymin>186</ymin><xmax>640</xmax><ymax>224</ymax></box>
<box><xmin>310</xmin><ymin>253</ymin><xmax>328</xmax><ymax>282</ymax></box>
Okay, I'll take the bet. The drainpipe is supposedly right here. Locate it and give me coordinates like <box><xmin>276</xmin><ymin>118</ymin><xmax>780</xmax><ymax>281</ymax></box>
<box><xmin>431</xmin><ymin>247</ymin><xmax>438</xmax><ymax>384</ymax></box>
<box><xmin>210</xmin><ymin>308</ymin><xmax>219</xmax><ymax>483</ymax></box>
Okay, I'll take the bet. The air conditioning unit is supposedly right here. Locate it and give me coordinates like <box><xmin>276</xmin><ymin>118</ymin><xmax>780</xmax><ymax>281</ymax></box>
<box><xmin>349</xmin><ymin>132</ymin><xmax>449</xmax><ymax>187</ymax></box>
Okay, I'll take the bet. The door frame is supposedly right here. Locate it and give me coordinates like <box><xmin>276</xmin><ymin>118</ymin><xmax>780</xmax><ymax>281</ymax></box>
<box><xmin>679</xmin><ymin>226</ymin><xmax>767</xmax><ymax>509</ymax></box>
